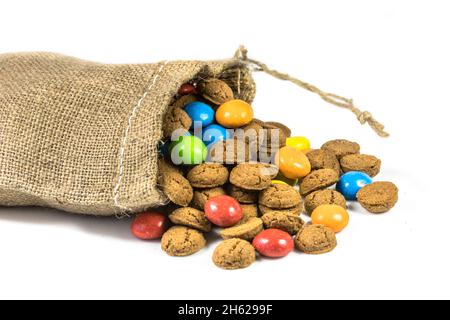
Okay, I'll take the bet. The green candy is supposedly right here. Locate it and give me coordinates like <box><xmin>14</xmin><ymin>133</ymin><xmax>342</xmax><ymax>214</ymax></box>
<box><xmin>169</xmin><ymin>135</ymin><xmax>207</xmax><ymax>165</ymax></box>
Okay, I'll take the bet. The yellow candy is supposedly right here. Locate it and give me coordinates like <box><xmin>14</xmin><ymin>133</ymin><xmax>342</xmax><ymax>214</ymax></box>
<box><xmin>286</xmin><ymin>136</ymin><xmax>311</xmax><ymax>151</ymax></box>
<box><xmin>215</xmin><ymin>99</ymin><xmax>254</xmax><ymax>128</ymax></box>
<box><xmin>274</xmin><ymin>173</ymin><xmax>298</xmax><ymax>186</ymax></box>
<box><xmin>271</xmin><ymin>180</ymin><xmax>288</xmax><ymax>185</ymax></box>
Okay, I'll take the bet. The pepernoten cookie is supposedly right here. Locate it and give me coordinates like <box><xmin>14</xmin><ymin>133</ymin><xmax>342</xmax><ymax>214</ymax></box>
<box><xmin>258</xmin><ymin>184</ymin><xmax>302</xmax><ymax>209</ymax></box>
<box><xmin>169</xmin><ymin>207</ymin><xmax>212</xmax><ymax>232</ymax></box>
<box><xmin>197</xmin><ymin>78</ymin><xmax>234</xmax><ymax>105</ymax></box>
<box><xmin>261</xmin><ymin>212</ymin><xmax>304</xmax><ymax>235</ymax></box>
<box><xmin>161</xmin><ymin>226</ymin><xmax>206</xmax><ymax>257</ymax></box>
<box><xmin>306</xmin><ymin>149</ymin><xmax>341</xmax><ymax>174</ymax></box>
<box><xmin>208</xmin><ymin>137</ymin><xmax>253</xmax><ymax>164</ymax></box>
<box><xmin>264</xmin><ymin>121</ymin><xmax>292</xmax><ymax>138</ymax></box>
<box><xmin>240</xmin><ymin>204</ymin><xmax>259</xmax><ymax>221</ymax></box>
<box><xmin>321</xmin><ymin>139</ymin><xmax>360</xmax><ymax>159</ymax></box>
<box><xmin>158</xmin><ymin>159</ymin><xmax>193</xmax><ymax>206</ymax></box>
<box><xmin>295</xmin><ymin>225</ymin><xmax>337</xmax><ymax>254</ymax></box>
<box><xmin>356</xmin><ymin>181</ymin><xmax>398</xmax><ymax>213</ymax></box>
<box><xmin>163</xmin><ymin>106</ymin><xmax>192</xmax><ymax>138</ymax></box>
<box><xmin>192</xmin><ymin>187</ymin><xmax>226</xmax><ymax>210</ymax></box>
<box><xmin>229</xmin><ymin>163</ymin><xmax>275</xmax><ymax>190</ymax></box>
<box><xmin>259</xmin><ymin>203</ymin><xmax>302</xmax><ymax>216</ymax></box>
<box><xmin>226</xmin><ymin>184</ymin><xmax>258</xmax><ymax>204</ymax></box>
<box><xmin>304</xmin><ymin>189</ymin><xmax>347</xmax><ymax>215</ymax></box>
<box><xmin>187</xmin><ymin>163</ymin><xmax>229</xmax><ymax>188</ymax></box>
<box><xmin>340</xmin><ymin>154</ymin><xmax>381</xmax><ymax>177</ymax></box>
<box><xmin>213</xmin><ymin>238</ymin><xmax>256</xmax><ymax>270</ymax></box>
<box><xmin>260</xmin><ymin>122</ymin><xmax>287</xmax><ymax>148</ymax></box>
<box><xmin>172</xmin><ymin>94</ymin><xmax>197</xmax><ymax>109</ymax></box>
<box><xmin>219</xmin><ymin>217</ymin><xmax>263</xmax><ymax>241</ymax></box>
<box><xmin>300</xmin><ymin>168</ymin><xmax>339</xmax><ymax>196</ymax></box>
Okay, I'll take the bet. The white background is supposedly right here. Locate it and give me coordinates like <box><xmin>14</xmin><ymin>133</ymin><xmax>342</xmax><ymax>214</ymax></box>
<box><xmin>0</xmin><ymin>0</ymin><xmax>448</xmax><ymax>300</ymax></box>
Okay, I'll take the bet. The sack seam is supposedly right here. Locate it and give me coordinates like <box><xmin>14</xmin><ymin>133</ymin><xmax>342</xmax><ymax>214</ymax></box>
<box><xmin>113</xmin><ymin>60</ymin><xmax>168</xmax><ymax>212</ymax></box>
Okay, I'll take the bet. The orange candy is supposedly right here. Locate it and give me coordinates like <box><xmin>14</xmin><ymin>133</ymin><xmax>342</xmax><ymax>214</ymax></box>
<box><xmin>311</xmin><ymin>204</ymin><xmax>349</xmax><ymax>233</ymax></box>
<box><xmin>215</xmin><ymin>99</ymin><xmax>254</xmax><ymax>128</ymax></box>
<box><xmin>275</xmin><ymin>146</ymin><xmax>311</xmax><ymax>179</ymax></box>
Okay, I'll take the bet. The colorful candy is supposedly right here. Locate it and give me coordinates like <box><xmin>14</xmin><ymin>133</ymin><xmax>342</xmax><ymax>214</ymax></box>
<box><xmin>274</xmin><ymin>172</ymin><xmax>298</xmax><ymax>186</ymax></box>
<box><xmin>271</xmin><ymin>180</ymin><xmax>288</xmax><ymax>185</ymax></box>
<box><xmin>336</xmin><ymin>171</ymin><xmax>373</xmax><ymax>200</ymax></box>
<box><xmin>275</xmin><ymin>146</ymin><xmax>311</xmax><ymax>180</ymax></box>
<box><xmin>204</xmin><ymin>195</ymin><xmax>243</xmax><ymax>227</ymax></box>
<box><xmin>215</xmin><ymin>99</ymin><xmax>254</xmax><ymax>128</ymax></box>
<box><xmin>184</xmin><ymin>101</ymin><xmax>215</xmax><ymax>128</ymax></box>
<box><xmin>311</xmin><ymin>204</ymin><xmax>350</xmax><ymax>233</ymax></box>
<box><xmin>252</xmin><ymin>229</ymin><xmax>294</xmax><ymax>258</ymax></box>
<box><xmin>286</xmin><ymin>136</ymin><xmax>311</xmax><ymax>151</ymax></box>
<box><xmin>178</xmin><ymin>83</ymin><xmax>196</xmax><ymax>96</ymax></box>
<box><xmin>169</xmin><ymin>135</ymin><xmax>207</xmax><ymax>165</ymax></box>
<box><xmin>202</xmin><ymin>124</ymin><xmax>230</xmax><ymax>146</ymax></box>
<box><xmin>131</xmin><ymin>212</ymin><xmax>169</xmax><ymax>240</ymax></box>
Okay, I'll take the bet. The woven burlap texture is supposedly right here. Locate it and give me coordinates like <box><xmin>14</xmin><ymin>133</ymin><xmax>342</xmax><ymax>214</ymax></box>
<box><xmin>0</xmin><ymin>52</ymin><xmax>255</xmax><ymax>215</ymax></box>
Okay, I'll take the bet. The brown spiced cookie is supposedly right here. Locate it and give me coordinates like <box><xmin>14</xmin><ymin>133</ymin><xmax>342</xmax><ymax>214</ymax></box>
<box><xmin>258</xmin><ymin>184</ymin><xmax>302</xmax><ymax>209</ymax></box>
<box><xmin>158</xmin><ymin>158</ymin><xmax>183</xmax><ymax>175</ymax></box>
<box><xmin>321</xmin><ymin>139</ymin><xmax>360</xmax><ymax>159</ymax></box>
<box><xmin>192</xmin><ymin>187</ymin><xmax>226</xmax><ymax>210</ymax></box>
<box><xmin>260</xmin><ymin>123</ymin><xmax>287</xmax><ymax>147</ymax></box>
<box><xmin>240</xmin><ymin>204</ymin><xmax>259</xmax><ymax>221</ymax></box>
<box><xmin>304</xmin><ymin>189</ymin><xmax>347</xmax><ymax>215</ymax></box>
<box><xmin>213</xmin><ymin>238</ymin><xmax>256</xmax><ymax>270</ymax></box>
<box><xmin>300</xmin><ymin>169</ymin><xmax>340</xmax><ymax>196</ymax></box>
<box><xmin>169</xmin><ymin>207</ymin><xmax>212</xmax><ymax>232</ymax></box>
<box><xmin>264</xmin><ymin>121</ymin><xmax>292</xmax><ymax>137</ymax></box>
<box><xmin>261</xmin><ymin>212</ymin><xmax>304</xmax><ymax>235</ymax></box>
<box><xmin>229</xmin><ymin>163</ymin><xmax>273</xmax><ymax>190</ymax></box>
<box><xmin>226</xmin><ymin>184</ymin><xmax>258</xmax><ymax>204</ymax></box>
<box><xmin>161</xmin><ymin>226</ymin><xmax>206</xmax><ymax>256</ymax></box>
<box><xmin>242</xmin><ymin>119</ymin><xmax>264</xmax><ymax>144</ymax></box>
<box><xmin>259</xmin><ymin>203</ymin><xmax>303</xmax><ymax>216</ymax></box>
<box><xmin>197</xmin><ymin>78</ymin><xmax>234</xmax><ymax>105</ymax></box>
<box><xmin>340</xmin><ymin>154</ymin><xmax>381</xmax><ymax>177</ymax></box>
<box><xmin>295</xmin><ymin>225</ymin><xmax>337</xmax><ymax>254</ymax></box>
<box><xmin>356</xmin><ymin>181</ymin><xmax>398</xmax><ymax>213</ymax></box>
<box><xmin>158</xmin><ymin>160</ymin><xmax>193</xmax><ymax>206</ymax></box>
<box><xmin>172</xmin><ymin>94</ymin><xmax>198</xmax><ymax>109</ymax></box>
<box><xmin>162</xmin><ymin>106</ymin><xmax>192</xmax><ymax>138</ymax></box>
<box><xmin>187</xmin><ymin>163</ymin><xmax>229</xmax><ymax>188</ymax></box>
<box><xmin>306</xmin><ymin>149</ymin><xmax>341</xmax><ymax>174</ymax></box>
<box><xmin>207</xmin><ymin>137</ymin><xmax>254</xmax><ymax>164</ymax></box>
<box><xmin>219</xmin><ymin>217</ymin><xmax>263</xmax><ymax>241</ymax></box>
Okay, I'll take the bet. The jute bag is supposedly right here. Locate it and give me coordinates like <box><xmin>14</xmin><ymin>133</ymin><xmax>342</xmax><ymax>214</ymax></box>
<box><xmin>0</xmin><ymin>46</ymin><xmax>387</xmax><ymax>216</ymax></box>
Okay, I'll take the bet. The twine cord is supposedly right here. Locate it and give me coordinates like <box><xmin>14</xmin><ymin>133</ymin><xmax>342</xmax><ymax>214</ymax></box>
<box><xmin>234</xmin><ymin>46</ymin><xmax>389</xmax><ymax>137</ymax></box>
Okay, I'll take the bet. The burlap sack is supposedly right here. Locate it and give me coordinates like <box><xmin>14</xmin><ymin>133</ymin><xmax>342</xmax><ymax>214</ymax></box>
<box><xmin>0</xmin><ymin>52</ymin><xmax>256</xmax><ymax>215</ymax></box>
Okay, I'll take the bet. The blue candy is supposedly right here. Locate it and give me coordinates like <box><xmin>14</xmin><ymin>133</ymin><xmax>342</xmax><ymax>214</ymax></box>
<box><xmin>336</xmin><ymin>171</ymin><xmax>373</xmax><ymax>200</ymax></box>
<box><xmin>184</xmin><ymin>102</ymin><xmax>215</xmax><ymax>128</ymax></box>
<box><xmin>202</xmin><ymin>124</ymin><xmax>230</xmax><ymax>146</ymax></box>
<box><xmin>158</xmin><ymin>140</ymin><xmax>171</xmax><ymax>157</ymax></box>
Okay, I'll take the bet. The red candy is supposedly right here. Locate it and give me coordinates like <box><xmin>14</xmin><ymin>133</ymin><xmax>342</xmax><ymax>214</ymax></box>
<box><xmin>131</xmin><ymin>212</ymin><xmax>169</xmax><ymax>240</ymax></box>
<box><xmin>178</xmin><ymin>83</ymin><xmax>196</xmax><ymax>96</ymax></box>
<box><xmin>204</xmin><ymin>195</ymin><xmax>243</xmax><ymax>227</ymax></box>
<box><xmin>252</xmin><ymin>229</ymin><xmax>294</xmax><ymax>258</ymax></box>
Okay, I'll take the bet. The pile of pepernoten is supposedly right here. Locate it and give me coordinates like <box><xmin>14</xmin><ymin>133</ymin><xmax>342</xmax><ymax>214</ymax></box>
<box><xmin>130</xmin><ymin>79</ymin><xmax>399</xmax><ymax>269</ymax></box>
